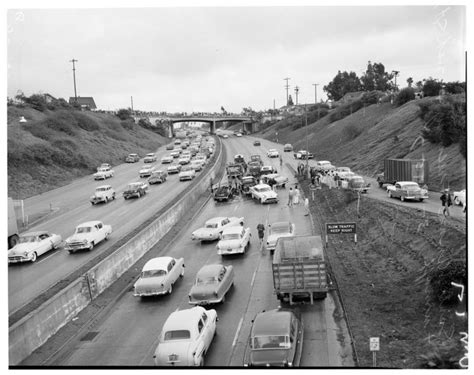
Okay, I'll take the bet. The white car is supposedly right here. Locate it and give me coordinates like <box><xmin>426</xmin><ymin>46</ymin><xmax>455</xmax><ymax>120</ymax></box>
<box><xmin>261</xmin><ymin>173</ymin><xmax>288</xmax><ymax>188</ymax></box>
<box><xmin>144</xmin><ymin>153</ymin><xmax>157</xmax><ymax>163</ymax></box>
<box><xmin>8</xmin><ymin>231</ymin><xmax>62</xmax><ymax>263</ymax></box>
<box><xmin>99</xmin><ymin>163</ymin><xmax>111</xmax><ymax>170</ymax></box>
<box><xmin>179</xmin><ymin>165</ymin><xmax>196</xmax><ymax>181</ymax></box>
<box><xmin>161</xmin><ymin>156</ymin><xmax>173</xmax><ymax>164</ymax></box>
<box><xmin>65</xmin><ymin>220</ymin><xmax>112</xmax><ymax>253</ymax></box>
<box><xmin>387</xmin><ymin>181</ymin><xmax>429</xmax><ymax>202</ymax></box>
<box><xmin>139</xmin><ymin>165</ymin><xmax>155</xmax><ymax>178</ymax></box>
<box><xmin>170</xmin><ymin>150</ymin><xmax>181</xmax><ymax>158</ymax></box>
<box><xmin>267</xmin><ymin>149</ymin><xmax>280</xmax><ymax>158</ymax></box>
<box><xmin>216</xmin><ymin>226</ymin><xmax>251</xmax><ymax>255</ymax></box>
<box><xmin>190</xmin><ymin>160</ymin><xmax>203</xmax><ymax>171</ymax></box>
<box><xmin>90</xmin><ymin>185</ymin><xmax>116</xmax><ymax>205</ymax></box>
<box><xmin>178</xmin><ymin>156</ymin><xmax>191</xmax><ymax>165</ymax></box>
<box><xmin>453</xmin><ymin>189</ymin><xmax>466</xmax><ymax>207</ymax></box>
<box><xmin>266</xmin><ymin>221</ymin><xmax>296</xmax><ymax>252</ymax></box>
<box><xmin>94</xmin><ymin>166</ymin><xmax>114</xmax><ymax>180</ymax></box>
<box><xmin>335</xmin><ymin>167</ymin><xmax>352</xmax><ymax>180</ymax></box>
<box><xmin>134</xmin><ymin>256</ymin><xmax>185</xmax><ymax>297</ymax></box>
<box><xmin>249</xmin><ymin>184</ymin><xmax>279</xmax><ymax>204</ymax></box>
<box><xmin>191</xmin><ymin>216</ymin><xmax>244</xmax><ymax>241</ymax></box>
<box><xmin>315</xmin><ymin>160</ymin><xmax>335</xmax><ymax>172</ymax></box>
<box><xmin>236</xmin><ymin>133</ymin><xmax>242</xmax><ymax>137</ymax></box>
<box><xmin>153</xmin><ymin>306</ymin><xmax>218</xmax><ymax>366</ymax></box>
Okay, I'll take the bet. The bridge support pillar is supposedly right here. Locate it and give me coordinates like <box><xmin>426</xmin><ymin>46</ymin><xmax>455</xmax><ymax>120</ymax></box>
<box><xmin>210</xmin><ymin>120</ymin><xmax>216</xmax><ymax>135</ymax></box>
<box><xmin>168</xmin><ymin>122</ymin><xmax>173</xmax><ymax>138</ymax></box>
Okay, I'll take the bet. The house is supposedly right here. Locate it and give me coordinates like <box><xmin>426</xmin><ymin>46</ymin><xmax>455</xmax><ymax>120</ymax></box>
<box><xmin>69</xmin><ymin>96</ymin><xmax>97</xmax><ymax>110</ymax></box>
<box><xmin>43</xmin><ymin>93</ymin><xmax>56</xmax><ymax>103</ymax></box>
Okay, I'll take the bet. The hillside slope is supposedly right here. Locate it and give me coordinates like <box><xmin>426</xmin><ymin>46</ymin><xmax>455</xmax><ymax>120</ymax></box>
<box><xmin>259</xmin><ymin>96</ymin><xmax>466</xmax><ymax>191</ymax></box>
<box><xmin>7</xmin><ymin>106</ymin><xmax>167</xmax><ymax>199</ymax></box>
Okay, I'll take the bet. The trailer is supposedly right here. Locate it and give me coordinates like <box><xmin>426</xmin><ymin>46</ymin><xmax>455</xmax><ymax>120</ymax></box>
<box><xmin>272</xmin><ymin>236</ymin><xmax>328</xmax><ymax>305</ymax></box>
<box><xmin>377</xmin><ymin>158</ymin><xmax>429</xmax><ymax>187</ymax></box>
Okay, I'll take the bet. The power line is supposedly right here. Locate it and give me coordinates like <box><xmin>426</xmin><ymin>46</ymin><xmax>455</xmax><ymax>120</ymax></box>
<box><xmin>284</xmin><ymin>77</ymin><xmax>291</xmax><ymax>106</ymax></box>
<box><xmin>70</xmin><ymin>58</ymin><xmax>78</xmax><ymax>103</ymax></box>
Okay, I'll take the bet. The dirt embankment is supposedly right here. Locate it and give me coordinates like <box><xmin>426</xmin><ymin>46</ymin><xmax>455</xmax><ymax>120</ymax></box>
<box><xmin>299</xmin><ymin>179</ymin><xmax>467</xmax><ymax>368</ymax></box>
<box><xmin>7</xmin><ymin>106</ymin><xmax>167</xmax><ymax>199</ymax></box>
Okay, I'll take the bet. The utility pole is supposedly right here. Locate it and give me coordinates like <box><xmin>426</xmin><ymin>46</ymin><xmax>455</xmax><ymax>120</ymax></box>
<box><xmin>294</xmin><ymin>86</ymin><xmax>299</xmax><ymax>105</ymax></box>
<box><xmin>284</xmin><ymin>77</ymin><xmax>291</xmax><ymax>106</ymax></box>
<box><xmin>131</xmin><ymin>96</ymin><xmax>134</xmax><ymax>113</ymax></box>
<box><xmin>313</xmin><ymin>83</ymin><xmax>319</xmax><ymax>104</ymax></box>
<box><xmin>70</xmin><ymin>59</ymin><xmax>78</xmax><ymax>103</ymax></box>
<box><xmin>392</xmin><ymin>70</ymin><xmax>400</xmax><ymax>91</ymax></box>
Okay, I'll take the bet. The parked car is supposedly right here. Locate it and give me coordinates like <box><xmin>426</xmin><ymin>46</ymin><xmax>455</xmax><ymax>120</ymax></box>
<box><xmin>179</xmin><ymin>165</ymin><xmax>196</xmax><ymax>181</ymax></box>
<box><xmin>250</xmin><ymin>155</ymin><xmax>263</xmax><ymax>164</ymax></box>
<box><xmin>241</xmin><ymin>176</ymin><xmax>258</xmax><ymax>195</ymax></box>
<box><xmin>294</xmin><ymin>150</ymin><xmax>313</xmax><ymax>160</ymax></box>
<box><xmin>244</xmin><ymin>309</ymin><xmax>303</xmax><ymax>367</ymax></box>
<box><xmin>170</xmin><ymin>150</ymin><xmax>180</xmax><ymax>158</ymax></box>
<box><xmin>216</xmin><ymin>226</ymin><xmax>251</xmax><ymax>256</ymax></box>
<box><xmin>315</xmin><ymin>160</ymin><xmax>335</xmax><ymax>172</ymax></box>
<box><xmin>8</xmin><ymin>231</ymin><xmax>62</xmax><ymax>263</ymax></box>
<box><xmin>98</xmin><ymin>163</ymin><xmax>111</xmax><ymax>170</ymax></box>
<box><xmin>134</xmin><ymin>256</ymin><xmax>185</xmax><ymax>297</ymax></box>
<box><xmin>388</xmin><ymin>181</ymin><xmax>428</xmax><ymax>202</ymax></box>
<box><xmin>190</xmin><ymin>160</ymin><xmax>203</xmax><ymax>172</ymax></box>
<box><xmin>188</xmin><ymin>264</ymin><xmax>234</xmax><ymax>305</ymax></box>
<box><xmin>261</xmin><ymin>173</ymin><xmax>288</xmax><ymax>188</ymax></box>
<box><xmin>65</xmin><ymin>220</ymin><xmax>112</xmax><ymax>253</ymax></box>
<box><xmin>335</xmin><ymin>167</ymin><xmax>352</xmax><ymax>180</ymax></box>
<box><xmin>178</xmin><ymin>156</ymin><xmax>191</xmax><ymax>165</ymax></box>
<box><xmin>249</xmin><ymin>184</ymin><xmax>279</xmax><ymax>204</ymax></box>
<box><xmin>144</xmin><ymin>153</ymin><xmax>157</xmax><ymax>163</ymax></box>
<box><xmin>260</xmin><ymin>165</ymin><xmax>277</xmax><ymax>176</ymax></box>
<box><xmin>266</xmin><ymin>222</ymin><xmax>296</xmax><ymax>252</ymax></box>
<box><xmin>283</xmin><ymin>144</ymin><xmax>293</xmax><ymax>152</ymax></box>
<box><xmin>161</xmin><ymin>156</ymin><xmax>173</xmax><ymax>164</ymax></box>
<box><xmin>347</xmin><ymin>175</ymin><xmax>370</xmax><ymax>193</ymax></box>
<box><xmin>139</xmin><ymin>165</ymin><xmax>155</xmax><ymax>178</ymax></box>
<box><xmin>191</xmin><ymin>216</ymin><xmax>244</xmax><ymax>242</ymax></box>
<box><xmin>167</xmin><ymin>164</ymin><xmax>181</xmax><ymax>174</ymax></box>
<box><xmin>267</xmin><ymin>149</ymin><xmax>279</xmax><ymax>158</ymax></box>
<box><xmin>90</xmin><ymin>185</ymin><xmax>116</xmax><ymax>204</ymax></box>
<box><xmin>148</xmin><ymin>170</ymin><xmax>168</xmax><ymax>184</ymax></box>
<box><xmin>94</xmin><ymin>166</ymin><xmax>114</xmax><ymax>180</ymax></box>
<box><xmin>453</xmin><ymin>189</ymin><xmax>466</xmax><ymax>207</ymax></box>
<box><xmin>253</xmin><ymin>140</ymin><xmax>261</xmax><ymax>146</ymax></box>
<box><xmin>153</xmin><ymin>306</ymin><xmax>218</xmax><ymax>366</ymax></box>
<box><xmin>213</xmin><ymin>184</ymin><xmax>234</xmax><ymax>202</ymax></box>
<box><xmin>123</xmin><ymin>182</ymin><xmax>148</xmax><ymax>199</ymax></box>
<box><xmin>125</xmin><ymin>153</ymin><xmax>140</xmax><ymax>163</ymax></box>
<box><xmin>166</xmin><ymin>143</ymin><xmax>174</xmax><ymax>150</ymax></box>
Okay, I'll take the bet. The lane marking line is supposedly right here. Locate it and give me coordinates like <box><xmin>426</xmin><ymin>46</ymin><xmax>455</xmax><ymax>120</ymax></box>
<box><xmin>232</xmin><ymin>317</ymin><xmax>244</xmax><ymax>347</ymax></box>
<box><xmin>250</xmin><ymin>268</ymin><xmax>257</xmax><ymax>287</ymax></box>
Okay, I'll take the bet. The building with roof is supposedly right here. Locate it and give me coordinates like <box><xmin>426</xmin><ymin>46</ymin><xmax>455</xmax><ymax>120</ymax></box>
<box><xmin>69</xmin><ymin>96</ymin><xmax>97</xmax><ymax>110</ymax></box>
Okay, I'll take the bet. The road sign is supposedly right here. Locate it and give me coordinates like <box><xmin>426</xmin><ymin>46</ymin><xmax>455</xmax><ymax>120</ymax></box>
<box><xmin>325</xmin><ymin>222</ymin><xmax>357</xmax><ymax>244</ymax></box>
<box><xmin>370</xmin><ymin>337</ymin><xmax>380</xmax><ymax>351</ymax></box>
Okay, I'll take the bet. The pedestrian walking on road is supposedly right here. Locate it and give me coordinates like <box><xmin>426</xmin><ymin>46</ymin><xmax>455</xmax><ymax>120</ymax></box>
<box><xmin>257</xmin><ymin>223</ymin><xmax>265</xmax><ymax>251</ymax></box>
<box><xmin>440</xmin><ymin>189</ymin><xmax>452</xmax><ymax>217</ymax></box>
<box><xmin>288</xmin><ymin>188</ymin><xmax>295</xmax><ymax>206</ymax></box>
<box><xmin>304</xmin><ymin>197</ymin><xmax>310</xmax><ymax>216</ymax></box>
<box><xmin>293</xmin><ymin>185</ymin><xmax>301</xmax><ymax>205</ymax></box>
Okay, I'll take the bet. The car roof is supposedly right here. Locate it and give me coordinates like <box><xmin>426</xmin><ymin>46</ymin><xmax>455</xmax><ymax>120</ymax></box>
<box><xmin>397</xmin><ymin>181</ymin><xmax>419</xmax><ymax>186</ymax></box>
<box><xmin>252</xmin><ymin>309</ymin><xmax>293</xmax><ymax>336</ymax></box>
<box><xmin>163</xmin><ymin>307</ymin><xmax>206</xmax><ymax>332</ymax></box>
<box><xmin>270</xmin><ymin>221</ymin><xmax>291</xmax><ymax>230</ymax></box>
<box><xmin>254</xmin><ymin>184</ymin><xmax>271</xmax><ymax>189</ymax></box>
<box><xmin>77</xmin><ymin>220</ymin><xmax>102</xmax><ymax>227</ymax></box>
<box><xmin>22</xmin><ymin>231</ymin><xmax>48</xmax><ymax>237</ymax></box>
<box><xmin>318</xmin><ymin>160</ymin><xmax>330</xmax><ymax>164</ymax></box>
<box><xmin>96</xmin><ymin>185</ymin><xmax>112</xmax><ymax>189</ymax></box>
<box><xmin>143</xmin><ymin>256</ymin><xmax>174</xmax><ymax>272</ymax></box>
<box><xmin>196</xmin><ymin>264</ymin><xmax>224</xmax><ymax>278</ymax></box>
<box><xmin>206</xmin><ymin>217</ymin><xmax>228</xmax><ymax>224</ymax></box>
<box><xmin>146</xmin><ymin>153</ymin><xmax>155</xmax><ymax>156</ymax></box>
<box><xmin>222</xmin><ymin>226</ymin><xmax>244</xmax><ymax>235</ymax></box>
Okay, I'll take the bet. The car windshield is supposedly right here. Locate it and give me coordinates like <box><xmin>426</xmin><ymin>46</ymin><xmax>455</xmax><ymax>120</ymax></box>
<box><xmin>222</xmin><ymin>233</ymin><xmax>241</xmax><ymax>240</ymax></box>
<box><xmin>257</xmin><ymin>187</ymin><xmax>271</xmax><ymax>193</ymax></box>
<box><xmin>146</xmin><ymin>154</ymin><xmax>154</xmax><ymax>157</ymax></box>
<box><xmin>196</xmin><ymin>276</ymin><xmax>218</xmax><ymax>285</ymax></box>
<box><xmin>127</xmin><ymin>184</ymin><xmax>140</xmax><ymax>189</ymax></box>
<box><xmin>141</xmin><ymin>269</ymin><xmax>166</xmax><ymax>278</ymax></box>
<box><xmin>19</xmin><ymin>235</ymin><xmax>38</xmax><ymax>243</ymax></box>
<box><xmin>403</xmin><ymin>184</ymin><xmax>419</xmax><ymax>191</ymax></box>
<box><xmin>252</xmin><ymin>335</ymin><xmax>290</xmax><ymax>349</ymax></box>
<box><xmin>271</xmin><ymin>225</ymin><xmax>289</xmax><ymax>234</ymax></box>
<box><xmin>76</xmin><ymin>227</ymin><xmax>91</xmax><ymax>234</ymax></box>
<box><xmin>205</xmin><ymin>223</ymin><xmax>218</xmax><ymax>229</ymax></box>
<box><xmin>96</xmin><ymin>187</ymin><xmax>108</xmax><ymax>192</ymax></box>
<box><xmin>164</xmin><ymin>330</ymin><xmax>191</xmax><ymax>341</ymax></box>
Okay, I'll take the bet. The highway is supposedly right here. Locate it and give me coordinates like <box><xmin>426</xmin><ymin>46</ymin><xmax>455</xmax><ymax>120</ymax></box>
<box><xmin>8</xmin><ymin>137</ymin><xmax>216</xmax><ymax>314</ymax></box>
<box><xmin>34</xmin><ymin>135</ymin><xmax>355</xmax><ymax>367</ymax></box>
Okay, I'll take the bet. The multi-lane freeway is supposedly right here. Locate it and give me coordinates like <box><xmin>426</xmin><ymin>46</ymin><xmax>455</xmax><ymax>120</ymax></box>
<box><xmin>11</xmin><ymin>131</ymin><xmax>464</xmax><ymax>367</ymax></box>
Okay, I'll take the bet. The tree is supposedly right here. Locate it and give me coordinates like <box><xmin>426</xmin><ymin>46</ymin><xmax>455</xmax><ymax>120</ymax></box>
<box><xmin>360</xmin><ymin>61</ymin><xmax>394</xmax><ymax>92</ymax></box>
<box><xmin>422</xmin><ymin>77</ymin><xmax>443</xmax><ymax>97</ymax></box>
<box><xmin>395</xmin><ymin>87</ymin><xmax>415</xmax><ymax>106</ymax></box>
<box><xmin>323</xmin><ymin>70</ymin><xmax>361</xmax><ymax>101</ymax></box>
<box><xmin>116</xmin><ymin>108</ymin><xmax>132</xmax><ymax>120</ymax></box>
<box><xmin>407</xmin><ymin>77</ymin><xmax>413</xmax><ymax>87</ymax></box>
<box><xmin>444</xmin><ymin>81</ymin><xmax>466</xmax><ymax>94</ymax></box>
<box><xmin>220</xmin><ymin>106</ymin><xmax>227</xmax><ymax>115</ymax></box>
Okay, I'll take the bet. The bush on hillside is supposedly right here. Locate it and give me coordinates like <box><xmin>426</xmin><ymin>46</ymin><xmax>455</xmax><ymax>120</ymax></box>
<box><xmin>444</xmin><ymin>81</ymin><xmax>466</xmax><ymax>94</ymax></box>
<box><xmin>328</xmin><ymin>99</ymin><xmax>363</xmax><ymax>123</ymax></box>
<box><xmin>22</xmin><ymin>122</ymin><xmax>57</xmax><ymax>141</ymax></box>
<box><xmin>428</xmin><ymin>259</ymin><xmax>466</xmax><ymax>305</ymax></box>
<box><xmin>42</xmin><ymin>116</ymin><xmax>78</xmax><ymax>136</ymax></box>
<box><xmin>75</xmin><ymin>113</ymin><xmax>100</xmax><ymax>131</ymax></box>
<box><xmin>423</xmin><ymin>78</ymin><xmax>443</xmax><ymax>97</ymax></box>
<box><xmin>344</xmin><ymin>124</ymin><xmax>363</xmax><ymax>140</ymax></box>
<box><xmin>116</xmin><ymin>108</ymin><xmax>132</xmax><ymax>120</ymax></box>
<box><xmin>121</xmin><ymin>119</ymin><xmax>135</xmax><ymax>130</ymax></box>
<box><xmin>361</xmin><ymin>91</ymin><xmax>380</xmax><ymax>105</ymax></box>
<box><xmin>21</xmin><ymin>94</ymin><xmax>47</xmax><ymax>112</ymax></box>
<box><xmin>395</xmin><ymin>87</ymin><xmax>415</xmax><ymax>106</ymax></box>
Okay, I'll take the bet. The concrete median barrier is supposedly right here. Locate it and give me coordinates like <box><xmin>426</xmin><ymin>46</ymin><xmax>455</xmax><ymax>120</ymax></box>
<box><xmin>9</xmin><ymin>139</ymin><xmax>225</xmax><ymax>366</ymax></box>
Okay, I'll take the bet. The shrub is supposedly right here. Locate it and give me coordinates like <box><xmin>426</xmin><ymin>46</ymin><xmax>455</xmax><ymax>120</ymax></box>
<box><xmin>75</xmin><ymin>113</ymin><xmax>100</xmax><ymax>131</ymax></box>
<box><xmin>428</xmin><ymin>259</ymin><xmax>466</xmax><ymax>305</ymax></box>
<box><xmin>42</xmin><ymin>117</ymin><xmax>78</xmax><ymax>136</ymax></box>
<box><xmin>116</xmin><ymin>108</ymin><xmax>132</xmax><ymax>120</ymax></box>
<box><xmin>328</xmin><ymin>99</ymin><xmax>363</xmax><ymax>123</ymax></box>
<box><xmin>344</xmin><ymin>124</ymin><xmax>363</xmax><ymax>140</ymax></box>
<box><xmin>423</xmin><ymin>78</ymin><xmax>443</xmax><ymax>97</ymax></box>
<box><xmin>361</xmin><ymin>90</ymin><xmax>380</xmax><ymax>105</ymax></box>
<box><xmin>121</xmin><ymin>119</ymin><xmax>135</xmax><ymax>130</ymax></box>
<box><xmin>23</xmin><ymin>94</ymin><xmax>47</xmax><ymax>112</ymax></box>
<box><xmin>395</xmin><ymin>87</ymin><xmax>415</xmax><ymax>106</ymax></box>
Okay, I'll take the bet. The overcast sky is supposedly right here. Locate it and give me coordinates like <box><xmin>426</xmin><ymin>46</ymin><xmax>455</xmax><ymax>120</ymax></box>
<box><xmin>6</xmin><ymin>4</ymin><xmax>467</xmax><ymax>113</ymax></box>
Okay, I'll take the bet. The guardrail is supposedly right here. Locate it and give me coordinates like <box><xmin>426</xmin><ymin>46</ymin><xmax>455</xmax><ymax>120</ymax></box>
<box><xmin>9</xmin><ymin>137</ymin><xmax>225</xmax><ymax>365</ymax></box>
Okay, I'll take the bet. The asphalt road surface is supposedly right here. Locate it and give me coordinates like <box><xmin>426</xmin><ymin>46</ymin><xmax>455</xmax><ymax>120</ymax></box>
<box><xmin>39</xmin><ymin>135</ymin><xmax>355</xmax><ymax>367</ymax></box>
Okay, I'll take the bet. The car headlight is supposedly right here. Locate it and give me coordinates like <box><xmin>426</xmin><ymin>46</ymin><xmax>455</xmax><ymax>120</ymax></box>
<box><xmin>24</xmin><ymin>251</ymin><xmax>29</xmax><ymax>256</ymax></box>
<box><xmin>213</xmin><ymin>291</ymin><xmax>218</xmax><ymax>297</ymax></box>
<box><xmin>83</xmin><ymin>240</ymin><xmax>89</xmax><ymax>245</ymax></box>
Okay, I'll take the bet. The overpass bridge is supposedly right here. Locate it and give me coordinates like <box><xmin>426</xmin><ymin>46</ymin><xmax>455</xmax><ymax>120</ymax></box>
<box><xmin>134</xmin><ymin>115</ymin><xmax>257</xmax><ymax>135</ymax></box>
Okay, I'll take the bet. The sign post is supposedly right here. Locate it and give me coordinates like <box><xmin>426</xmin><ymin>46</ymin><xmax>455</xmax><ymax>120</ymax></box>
<box><xmin>370</xmin><ymin>337</ymin><xmax>380</xmax><ymax>367</ymax></box>
<box><xmin>325</xmin><ymin>222</ymin><xmax>357</xmax><ymax>244</ymax></box>
<box><xmin>309</xmin><ymin>184</ymin><xmax>317</xmax><ymax>201</ymax></box>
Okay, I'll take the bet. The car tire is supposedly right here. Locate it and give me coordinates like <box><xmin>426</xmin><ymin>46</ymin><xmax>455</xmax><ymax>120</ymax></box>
<box><xmin>31</xmin><ymin>252</ymin><xmax>37</xmax><ymax>263</ymax></box>
<box><xmin>68</xmin><ymin>250</ymin><xmax>74</xmax><ymax>254</ymax></box>
<box><xmin>419</xmin><ymin>198</ymin><xmax>424</xmax><ymax>202</ymax></box>
<box><xmin>259</xmin><ymin>198</ymin><xmax>263</xmax><ymax>204</ymax></box>
<box><xmin>389</xmin><ymin>191</ymin><xmax>393</xmax><ymax>198</ymax></box>
<box><xmin>137</xmin><ymin>191</ymin><xmax>141</xmax><ymax>198</ymax></box>
<box><xmin>89</xmin><ymin>242</ymin><xmax>94</xmax><ymax>251</ymax></box>
<box><xmin>105</xmin><ymin>197</ymin><xmax>108</xmax><ymax>203</ymax></box>
<box><xmin>105</xmin><ymin>233</ymin><xmax>109</xmax><ymax>241</ymax></box>
<box><xmin>401</xmin><ymin>196</ymin><xmax>405</xmax><ymax>202</ymax></box>
<box><xmin>454</xmin><ymin>196</ymin><xmax>460</xmax><ymax>205</ymax></box>
<box><xmin>168</xmin><ymin>283</ymin><xmax>173</xmax><ymax>295</ymax></box>
<box><xmin>112</xmin><ymin>194</ymin><xmax>116</xmax><ymax>200</ymax></box>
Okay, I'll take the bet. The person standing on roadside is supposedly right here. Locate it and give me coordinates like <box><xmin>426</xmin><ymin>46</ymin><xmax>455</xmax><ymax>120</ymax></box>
<box><xmin>288</xmin><ymin>187</ymin><xmax>294</xmax><ymax>206</ymax></box>
<box><xmin>293</xmin><ymin>185</ymin><xmax>301</xmax><ymax>205</ymax></box>
<box><xmin>257</xmin><ymin>223</ymin><xmax>265</xmax><ymax>249</ymax></box>
<box><xmin>440</xmin><ymin>189</ymin><xmax>452</xmax><ymax>217</ymax></box>
<box><xmin>304</xmin><ymin>197</ymin><xmax>310</xmax><ymax>216</ymax></box>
